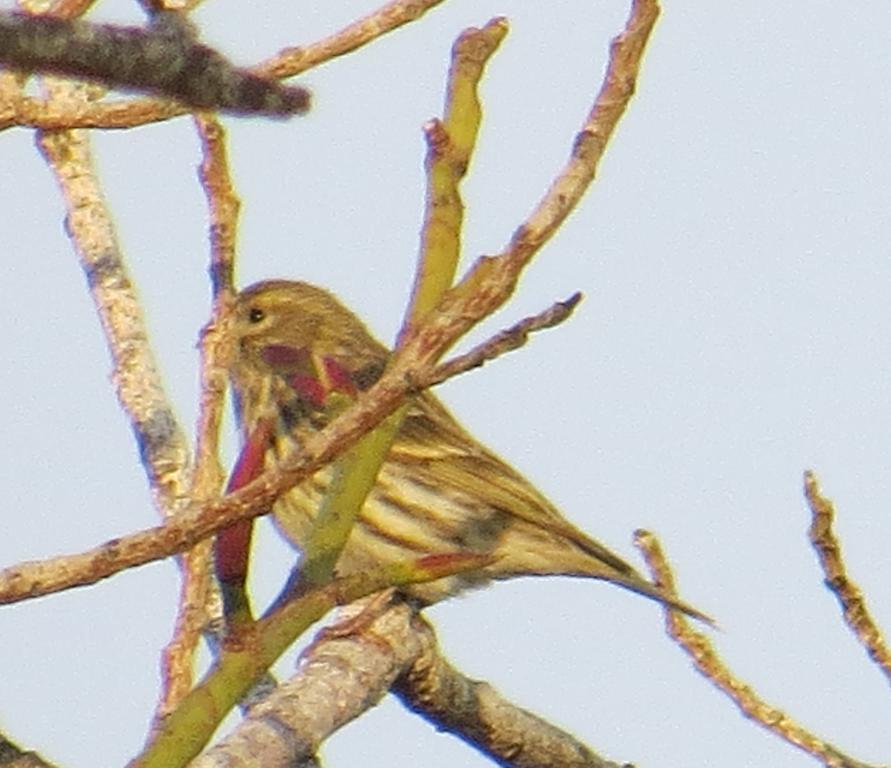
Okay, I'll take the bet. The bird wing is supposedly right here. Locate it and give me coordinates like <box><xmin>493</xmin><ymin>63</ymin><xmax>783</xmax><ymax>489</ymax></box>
<box><xmin>390</xmin><ymin>393</ymin><xmax>639</xmax><ymax>577</ymax></box>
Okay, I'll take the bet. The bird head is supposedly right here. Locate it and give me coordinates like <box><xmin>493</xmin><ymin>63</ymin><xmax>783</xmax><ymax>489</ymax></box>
<box><xmin>230</xmin><ymin>280</ymin><xmax>387</xmax><ymax>408</ymax></box>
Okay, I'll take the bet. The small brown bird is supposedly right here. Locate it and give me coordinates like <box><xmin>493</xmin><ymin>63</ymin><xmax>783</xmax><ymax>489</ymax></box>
<box><xmin>217</xmin><ymin>279</ymin><xmax>707</xmax><ymax>621</ymax></box>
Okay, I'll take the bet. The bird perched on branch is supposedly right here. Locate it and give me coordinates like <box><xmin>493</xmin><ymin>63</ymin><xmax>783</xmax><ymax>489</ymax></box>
<box><xmin>214</xmin><ymin>279</ymin><xmax>708</xmax><ymax>624</ymax></box>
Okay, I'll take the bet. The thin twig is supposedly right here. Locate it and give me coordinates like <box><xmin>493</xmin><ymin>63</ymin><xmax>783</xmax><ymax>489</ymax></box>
<box><xmin>804</xmin><ymin>471</ymin><xmax>891</xmax><ymax>686</ymax></box>
<box><xmin>421</xmin><ymin>292</ymin><xmax>582</xmax><ymax>390</ymax></box>
<box><xmin>397</xmin><ymin>0</ymin><xmax>660</xmax><ymax>365</ymax></box>
<box><xmin>255</xmin><ymin>0</ymin><xmax>449</xmax><ymax>79</ymax></box>
<box><xmin>400</xmin><ymin>16</ymin><xmax>507</xmax><ymax>337</ymax></box>
<box><xmin>189</xmin><ymin>112</ymin><xmax>238</xmax><ymax>502</ymax></box>
<box><xmin>635</xmin><ymin>530</ymin><xmax>878</xmax><ymax>768</ymax></box>
<box><xmin>150</xmin><ymin>114</ymin><xmax>241</xmax><ymax>724</ymax></box>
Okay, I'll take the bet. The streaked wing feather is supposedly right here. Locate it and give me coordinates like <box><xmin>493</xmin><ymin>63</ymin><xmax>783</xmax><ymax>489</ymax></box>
<box><xmin>392</xmin><ymin>394</ymin><xmax>638</xmax><ymax>577</ymax></box>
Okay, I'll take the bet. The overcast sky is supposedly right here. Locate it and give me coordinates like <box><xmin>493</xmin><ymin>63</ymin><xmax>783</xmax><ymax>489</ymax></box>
<box><xmin>2</xmin><ymin>1</ymin><xmax>891</xmax><ymax>767</ymax></box>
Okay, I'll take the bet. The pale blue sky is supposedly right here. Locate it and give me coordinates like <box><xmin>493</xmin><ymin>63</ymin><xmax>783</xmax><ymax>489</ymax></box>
<box><xmin>2</xmin><ymin>1</ymin><xmax>890</xmax><ymax>766</ymax></box>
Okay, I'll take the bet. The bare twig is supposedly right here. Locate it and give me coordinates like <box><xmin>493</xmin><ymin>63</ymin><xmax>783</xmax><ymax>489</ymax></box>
<box><xmin>256</xmin><ymin>0</ymin><xmax>450</xmax><ymax>79</ymax></box>
<box><xmin>0</xmin><ymin>91</ymin><xmax>182</xmax><ymax>130</ymax></box>
<box><xmin>635</xmin><ymin>530</ymin><xmax>878</xmax><ymax>768</ymax></box>
<box><xmin>150</xmin><ymin>114</ymin><xmax>241</xmax><ymax>723</ymax></box>
<box><xmin>400</xmin><ymin>17</ymin><xmax>507</xmax><ymax>336</ymax></box>
<box><xmin>421</xmin><ymin>293</ymin><xmax>582</xmax><ymax>389</ymax></box>
<box><xmin>189</xmin><ymin>112</ymin><xmax>238</xmax><ymax>514</ymax></box>
<box><xmin>397</xmin><ymin>0</ymin><xmax>659</xmax><ymax>366</ymax></box>
<box><xmin>196</xmin><ymin>115</ymin><xmax>240</xmax><ymax>300</ymax></box>
<box><xmin>804</xmin><ymin>471</ymin><xmax>891</xmax><ymax>686</ymax></box>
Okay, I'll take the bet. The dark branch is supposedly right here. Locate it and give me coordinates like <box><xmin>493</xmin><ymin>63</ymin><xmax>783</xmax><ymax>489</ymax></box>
<box><xmin>0</xmin><ymin>11</ymin><xmax>310</xmax><ymax>116</ymax></box>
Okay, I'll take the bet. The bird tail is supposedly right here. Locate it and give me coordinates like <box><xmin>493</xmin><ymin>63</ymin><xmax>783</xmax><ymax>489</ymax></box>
<box><xmin>600</xmin><ymin>570</ymin><xmax>715</xmax><ymax>626</ymax></box>
<box><xmin>492</xmin><ymin>527</ymin><xmax>714</xmax><ymax>625</ymax></box>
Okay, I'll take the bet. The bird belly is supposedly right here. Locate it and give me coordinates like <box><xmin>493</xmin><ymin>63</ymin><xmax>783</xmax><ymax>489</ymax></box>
<box><xmin>270</xmin><ymin>463</ymin><xmax>507</xmax><ymax>602</ymax></box>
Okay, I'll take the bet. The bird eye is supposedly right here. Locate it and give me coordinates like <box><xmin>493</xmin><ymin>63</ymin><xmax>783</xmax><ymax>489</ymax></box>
<box><xmin>248</xmin><ymin>307</ymin><xmax>265</xmax><ymax>324</ymax></box>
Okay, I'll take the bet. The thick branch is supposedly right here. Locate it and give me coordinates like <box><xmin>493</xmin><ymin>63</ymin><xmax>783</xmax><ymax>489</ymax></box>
<box><xmin>394</xmin><ymin>613</ymin><xmax>626</xmax><ymax>768</ymax></box>
<box><xmin>36</xmin><ymin>127</ymin><xmax>192</xmax><ymax>515</ymax></box>
<box><xmin>0</xmin><ymin>11</ymin><xmax>310</xmax><ymax>115</ymax></box>
<box><xmin>1</xmin><ymin>0</ymin><xmax>446</xmax><ymax>130</ymax></box>
<box><xmin>132</xmin><ymin>558</ymin><xmax>489</xmax><ymax>767</ymax></box>
<box><xmin>189</xmin><ymin>598</ymin><xmax>421</xmax><ymax>768</ymax></box>
<box><xmin>190</xmin><ymin>598</ymin><xmax>629</xmax><ymax>768</ymax></box>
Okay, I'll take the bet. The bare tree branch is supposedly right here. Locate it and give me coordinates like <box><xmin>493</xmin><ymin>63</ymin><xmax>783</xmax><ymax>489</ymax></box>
<box><xmin>0</xmin><ymin>11</ymin><xmax>310</xmax><ymax>115</ymax></box>
<box><xmin>256</xmin><ymin>0</ymin><xmax>450</xmax><ymax>79</ymax></box>
<box><xmin>635</xmin><ymin>530</ymin><xmax>879</xmax><ymax>768</ymax></box>
<box><xmin>36</xmin><ymin>127</ymin><xmax>192</xmax><ymax>516</ymax></box>
<box><xmin>400</xmin><ymin>16</ymin><xmax>506</xmax><ymax>337</ymax></box>
<box><xmin>0</xmin><ymin>0</ymin><xmax>448</xmax><ymax>130</ymax></box>
<box><xmin>394</xmin><ymin>612</ymin><xmax>628</xmax><ymax>768</ymax></box>
<box><xmin>804</xmin><ymin>471</ymin><xmax>891</xmax><ymax>687</ymax></box>
<box><xmin>422</xmin><ymin>293</ymin><xmax>582</xmax><ymax>389</ymax></box>
<box><xmin>191</xmin><ymin>597</ymin><xmax>630</xmax><ymax>768</ymax></box>
<box><xmin>151</xmin><ymin>114</ymin><xmax>241</xmax><ymax>724</ymax></box>
<box><xmin>189</xmin><ymin>597</ymin><xmax>421</xmax><ymax>768</ymax></box>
